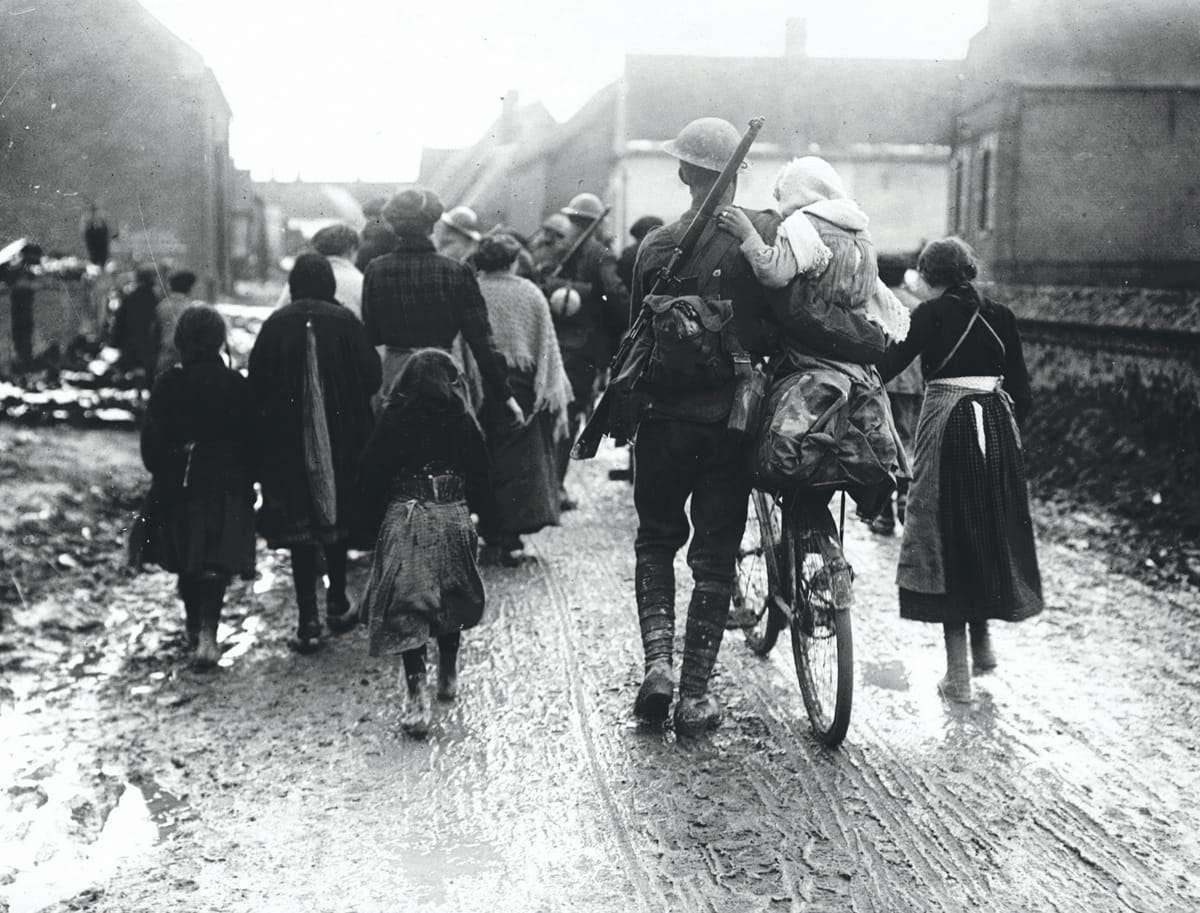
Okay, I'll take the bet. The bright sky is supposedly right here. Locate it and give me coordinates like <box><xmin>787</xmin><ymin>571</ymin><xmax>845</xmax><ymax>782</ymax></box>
<box><xmin>139</xmin><ymin>0</ymin><xmax>989</xmax><ymax>182</ymax></box>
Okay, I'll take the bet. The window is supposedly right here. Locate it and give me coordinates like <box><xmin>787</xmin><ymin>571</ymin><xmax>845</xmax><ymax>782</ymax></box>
<box><xmin>976</xmin><ymin>133</ymin><xmax>998</xmax><ymax>233</ymax></box>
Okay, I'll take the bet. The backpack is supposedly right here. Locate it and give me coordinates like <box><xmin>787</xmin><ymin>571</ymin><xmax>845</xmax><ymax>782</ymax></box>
<box><xmin>639</xmin><ymin>221</ymin><xmax>745</xmax><ymax>393</ymax></box>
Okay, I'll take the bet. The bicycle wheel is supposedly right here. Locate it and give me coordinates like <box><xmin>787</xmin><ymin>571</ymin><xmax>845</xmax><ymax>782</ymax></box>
<box><xmin>738</xmin><ymin>490</ymin><xmax>786</xmax><ymax>655</ymax></box>
<box><xmin>788</xmin><ymin>501</ymin><xmax>854</xmax><ymax>746</ymax></box>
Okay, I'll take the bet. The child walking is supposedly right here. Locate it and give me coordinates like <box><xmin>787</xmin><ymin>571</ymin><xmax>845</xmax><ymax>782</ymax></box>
<box><xmin>139</xmin><ymin>304</ymin><xmax>257</xmax><ymax>670</ymax></box>
<box><xmin>358</xmin><ymin>348</ymin><xmax>496</xmax><ymax>737</ymax></box>
<box><xmin>877</xmin><ymin>238</ymin><xmax>1043</xmax><ymax>703</ymax></box>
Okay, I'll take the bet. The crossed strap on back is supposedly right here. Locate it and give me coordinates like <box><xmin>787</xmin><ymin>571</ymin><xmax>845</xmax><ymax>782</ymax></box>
<box><xmin>930</xmin><ymin>307</ymin><xmax>1006</xmax><ymax>379</ymax></box>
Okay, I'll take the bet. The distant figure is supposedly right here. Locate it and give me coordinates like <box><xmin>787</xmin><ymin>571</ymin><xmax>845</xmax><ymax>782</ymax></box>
<box><xmin>2</xmin><ymin>243</ymin><xmax>43</xmax><ymax>369</ymax></box>
<box><xmin>139</xmin><ymin>305</ymin><xmax>257</xmax><ymax>670</ymax></box>
<box><xmin>83</xmin><ymin>203</ymin><xmax>112</xmax><ymax>267</ymax></box>
<box><xmin>355</xmin><ymin>197</ymin><xmax>397</xmax><ymax>272</ymax></box>
<box><xmin>248</xmin><ymin>254</ymin><xmax>381</xmax><ymax>652</ymax></box>
<box><xmin>433</xmin><ymin>206</ymin><xmax>482</xmax><ymax>263</ymax></box>
<box><xmin>112</xmin><ymin>264</ymin><xmax>161</xmax><ymax>378</ymax></box>
<box><xmin>277</xmin><ymin>223</ymin><xmax>363</xmax><ymax>319</ymax></box>
<box><xmin>532</xmin><ymin>193</ymin><xmax>628</xmax><ymax>510</ymax></box>
<box><xmin>473</xmin><ymin>233</ymin><xmax>573</xmax><ymax>565</ymax></box>
<box><xmin>358</xmin><ymin>349</ymin><xmax>496</xmax><ymax>738</ymax></box>
<box><xmin>617</xmin><ymin>215</ymin><xmax>663</xmax><ymax>291</ymax></box>
<box><xmin>878</xmin><ymin>237</ymin><xmax>1042</xmax><ymax>704</ymax></box>
<box><xmin>152</xmin><ymin>270</ymin><xmax>199</xmax><ymax>377</ymax></box>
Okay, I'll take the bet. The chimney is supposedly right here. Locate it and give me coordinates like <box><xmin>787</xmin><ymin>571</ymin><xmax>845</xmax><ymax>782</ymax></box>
<box><xmin>498</xmin><ymin>90</ymin><xmax>520</xmax><ymax>144</ymax></box>
<box><xmin>785</xmin><ymin>18</ymin><xmax>807</xmax><ymax>58</ymax></box>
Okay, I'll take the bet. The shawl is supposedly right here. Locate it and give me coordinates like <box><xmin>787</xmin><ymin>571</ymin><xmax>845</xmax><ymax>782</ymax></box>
<box><xmin>476</xmin><ymin>273</ymin><xmax>573</xmax><ymax>438</ymax></box>
<box><xmin>302</xmin><ymin>319</ymin><xmax>338</xmax><ymax>532</ymax></box>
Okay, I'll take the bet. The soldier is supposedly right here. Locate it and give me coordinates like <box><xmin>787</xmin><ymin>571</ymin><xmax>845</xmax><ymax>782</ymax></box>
<box><xmin>535</xmin><ymin>193</ymin><xmax>628</xmax><ymax>509</ymax></box>
<box><xmin>433</xmin><ymin>206</ymin><xmax>482</xmax><ymax>264</ymax></box>
<box><xmin>624</xmin><ymin>118</ymin><xmax>785</xmax><ymax>735</ymax></box>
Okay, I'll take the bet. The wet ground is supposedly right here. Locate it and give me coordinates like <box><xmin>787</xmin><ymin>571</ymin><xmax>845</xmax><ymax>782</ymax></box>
<box><xmin>2</xmin><ymin>427</ymin><xmax>1199</xmax><ymax>913</ymax></box>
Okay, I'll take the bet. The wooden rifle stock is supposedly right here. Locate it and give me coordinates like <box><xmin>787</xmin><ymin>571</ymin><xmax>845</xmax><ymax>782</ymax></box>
<box><xmin>572</xmin><ymin>117</ymin><xmax>765</xmax><ymax>460</ymax></box>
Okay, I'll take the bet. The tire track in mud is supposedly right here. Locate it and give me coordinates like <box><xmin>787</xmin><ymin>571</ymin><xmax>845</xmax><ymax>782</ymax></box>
<box><xmin>535</xmin><ymin>452</ymin><xmax>1200</xmax><ymax>913</ymax></box>
<box><xmin>527</xmin><ymin>541</ymin><xmax>670</xmax><ymax>913</ymax></box>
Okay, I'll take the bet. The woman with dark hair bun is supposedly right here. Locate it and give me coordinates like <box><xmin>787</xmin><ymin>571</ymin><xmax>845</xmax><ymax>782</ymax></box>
<box><xmin>878</xmin><ymin>236</ymin><xmax>1042</xmax><ymax>704</ymax></box>
<box><xmin>248</xmin><ymin>253</ymin><xmax>382</xmax><ymax>651</ymax></box>
<box><xmin>138</xmin><ymin>304</ymin><xmax>257</xmax><ymax>670</ymax></box>
<box><xmin>473</xmin><ymin>233</ymin><xmax>572</xmax><ymax>564</ymax></box>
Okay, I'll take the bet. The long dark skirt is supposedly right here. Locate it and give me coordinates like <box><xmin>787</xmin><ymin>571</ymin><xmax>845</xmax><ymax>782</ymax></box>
<box><xmin>149</xmin><ymin>491</ymin><xmax>257</xmax><ymax>581</ymax></box>
<box><xmin>364</xmin><ymin>497</ymin><xmax>485</xmax><ymax>656</ymax></box>
<box><xmin>900</xmin><ymin>394</ymin><xmax>1043</xmax><ymax>624</ymax></box>
<box><xmin>482</xmin><ymin>369</ymin><xmax>561</xmax><ymax>536</ymax></box>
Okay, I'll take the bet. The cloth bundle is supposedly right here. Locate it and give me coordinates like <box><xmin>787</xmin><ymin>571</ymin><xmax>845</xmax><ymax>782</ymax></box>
<box><xmin>753</xmin><ymin>354</ymin><xmax>907</xmax><ymax>514</ymax></box>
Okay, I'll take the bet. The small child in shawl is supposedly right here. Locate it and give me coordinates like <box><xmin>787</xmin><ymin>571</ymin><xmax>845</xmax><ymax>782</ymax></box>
<box><xmin>357</xmin><ymin>348</ymin><xmax>496</xmax><ymax>738</ymax></box>
<box><xmin>717</xmin><ymin>156</ymin><xmax>911</xmax><ymax>341</ymax></box>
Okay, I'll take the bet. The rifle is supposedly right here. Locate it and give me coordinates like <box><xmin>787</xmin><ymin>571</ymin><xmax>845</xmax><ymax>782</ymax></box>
<box><xmin>571</xmin><ymin>116</ymin><xmax>765</xmax><ymax>460</ymax></box>
<box><xmin>541</xmin><ymin>206</ymin><xmax>612</xmax><ymax>282</ymax></box>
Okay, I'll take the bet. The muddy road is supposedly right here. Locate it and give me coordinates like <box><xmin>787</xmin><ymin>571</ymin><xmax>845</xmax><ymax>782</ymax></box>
<box><xmin>2</xmin><ymin>427</ymin><xmax>1198</xmax><ymax>913</ymax></box>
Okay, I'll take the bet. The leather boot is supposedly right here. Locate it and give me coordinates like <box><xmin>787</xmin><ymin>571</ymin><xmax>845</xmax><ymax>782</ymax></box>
<box><xmin>938</xmin><ymin>623</ymin><xmax>972</xmax><ymax>703</ymax></box>
<box><xmin>674</xmin><ymin>584</ymin><xmax>729</xmax><ymax>736</ymax></box>
<box><xmin>970</xmin><ymin>620</ymin><xmax>997</xmax><ymax>674</ymax></box>
<box><xmin>633</xmin><ymin>554</ymin><xmax>675</xmax><ymax>722</ymax></box>
<box><xmin>192</xmin><ymin>572</ymin><xmax>225</xmax><ymax>672</ymax></box>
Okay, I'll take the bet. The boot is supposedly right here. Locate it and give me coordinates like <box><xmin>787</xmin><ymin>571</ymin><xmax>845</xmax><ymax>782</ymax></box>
<box><xmin>632</xmin><ymin>554</ymin><xmax>675</xmax><ymax>722</ymax></box>
<box><xmin>674</xmin><ymin>584</ymin><xmax>729</xmax><ymax>736</ymax></box>
<box><xmin>970</xmin><ymin>621</ymin><xmax>997</xmax><ymax>674</ymax></box>
<box><xmin>937</xmin><ymin>623</ymin><xmax>972</xmax><ymax>703</ymax></box>
<box><xmin>326</xmin><ymin>594</ymin><xmax>358</xmax><ymax>634</ymax></box>
<box><xmin>290</xmin><ymin>593</ymin><xmax>323</xmax><ymax>653</ymax></box>
<box><xmin>192</xmin><ymin>572</ymin><xmax>225</xmax><ymax>672</ymax></box>
<box><xmin>179</xmin><ymin>577</ymin><xmax>201</xmax><ymax>651</ymax></box>
<box><xmin>400</xmin><ymin>674</ymin><xmax>432</xmax><ymax>738</ymax></box>
<box><xmin>289</xmin><ymin>548</ymin><xmax>324</xmax><ymax>653</ymax></box>
<box><xmin>870</xmin><ymin>498</ymin><xmax>896</xmax><ymax>536</ymax></box>
<box><xmin>436</xmin><ymin>635</ymin><xmax>460</xmax><ymax>703</ymax></box>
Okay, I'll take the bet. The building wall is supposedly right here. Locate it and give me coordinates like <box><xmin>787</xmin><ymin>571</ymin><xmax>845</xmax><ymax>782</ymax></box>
<box><xmin>954</xmin><ymin>86</ymin><xmax>1200</xmax><ymax>288</ymax></box>
<box><xmin>0</xmin><ymin>0</ymin><xmax>233</xmax><ymax>294</ymax></box>
<box><xmin>615</xmin><ymin>152</ymin><xmax>946</xmax><ymax>257</ymax></box>
<box><xmin>1014</xmin><ymin>88</ymin><xmax>1200</xmax><ymax>286</ymax></box>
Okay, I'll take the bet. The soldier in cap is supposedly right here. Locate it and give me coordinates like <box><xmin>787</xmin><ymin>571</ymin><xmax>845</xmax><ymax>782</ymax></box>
<box><xmin>532</xmin><ymin>192</ymin><xmax>629</xmax><ymax>508</ymax></box>
<box><xmin>434</xmin><ymin>206</ymin><xmax>483</xmax><ymax>263</ymax></box>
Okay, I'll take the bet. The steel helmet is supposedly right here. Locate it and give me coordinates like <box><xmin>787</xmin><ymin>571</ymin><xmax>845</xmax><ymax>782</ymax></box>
<box><xmin>560</xmin><ymin>192</ymin><xmax>605</xmax><ymax>223</ymax></box>
<box><xmin>439</xmin><ymin>206</ymin><xmax>482</xmax><ymax>242</ymax></box>
<box><xmin>661</xmin><ymin>117</ymin><xmax>747</xmax><ymax>173</ymax></box>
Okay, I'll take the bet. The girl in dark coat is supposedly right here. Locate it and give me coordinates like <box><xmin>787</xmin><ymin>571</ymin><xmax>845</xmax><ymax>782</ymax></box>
<box><xmin>878</xmin><ymin>237</ymin><xmax>1043</xmax><ymax>703</ymax></box>
<box><xmin>358</xmin><ymin>349</ymin><xmax>495</xmax><ymax>738</ymax></box>
<box><xmin>140</xmin><ymin>305</ymin><xmax>257</xmax><ymax>670</ymax></box>
<box><xmin>247</xmin><ymin>254</ymin><xmax>382</xmax><ymax>651</ymax></box>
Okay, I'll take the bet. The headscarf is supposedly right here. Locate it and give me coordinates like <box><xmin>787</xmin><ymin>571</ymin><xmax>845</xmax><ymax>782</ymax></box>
<box><xmin>385</xmin><ymin>347</ymin><xmax>467</xmax><ymax>415</ymax></box>
<box><xmin>774</xmin><ymin>156</ymin><xmax>849</xmax><ymax>212</ymax></box>
<box><xmin>288</xmin><ymin>252</ymin><xmax>337</xmax><ymax>303</ymax></box>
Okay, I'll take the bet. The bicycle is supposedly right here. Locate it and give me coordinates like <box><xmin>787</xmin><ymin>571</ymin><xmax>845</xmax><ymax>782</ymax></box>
<box><xmin>733</xmin><ymin>488</ymin><xmax>855</xmax><ymax>747</ymax></box>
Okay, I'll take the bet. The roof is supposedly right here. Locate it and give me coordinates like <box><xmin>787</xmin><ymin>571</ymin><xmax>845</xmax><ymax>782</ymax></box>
<box><xmin>967</xmin><ymin>0</ymin><xmax>1200</xmax><ymax>98</ymax></box>
<box><xmin>622</xmin><ymin>54</ymin><xmax>962</xmax><ymax>150</ymax></box>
